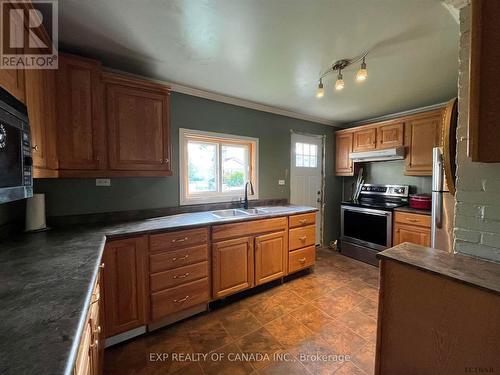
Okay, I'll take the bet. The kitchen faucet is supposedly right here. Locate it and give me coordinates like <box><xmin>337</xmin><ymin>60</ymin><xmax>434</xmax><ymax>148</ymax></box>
<box><xmin>242</xmin><ymin>180</ymin><xmax>254</xmax><ymax>209</ymax></box>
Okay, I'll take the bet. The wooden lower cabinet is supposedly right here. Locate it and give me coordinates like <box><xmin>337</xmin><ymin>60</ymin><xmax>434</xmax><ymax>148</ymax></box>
<box><xmin>288</xmin><ymin>246</ymin><xmax>316</xmax><ymax>273</ymax></box>
<box><xmin>212</xmin><ymin>237</ymin><xmax>254</xmax><ymax>298</ymax></box>
<box><xmin>393</xmin><ymin>211</ymin><xmax>431</xmax><ymax>247</ymax></box>
<box><xmin>255</xmin><ymin>231</ymin><xmax>287</xmax><ymax>285</ymax></box>
<box><xmin>74</xmin><ymin>264</ymin><xmax>104</xmax><ymax>375</ymax></box>
<box><xmin>103</xmin><ymin>236</ymin><xmax>148</xmax><ymax>338</ymax></box>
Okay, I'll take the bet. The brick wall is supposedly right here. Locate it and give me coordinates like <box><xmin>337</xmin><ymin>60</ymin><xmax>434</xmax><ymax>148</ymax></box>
<box><xmin>454</xmin><ymin>4</ymin><xmax>500</xmax><ymax>262</ymax></box>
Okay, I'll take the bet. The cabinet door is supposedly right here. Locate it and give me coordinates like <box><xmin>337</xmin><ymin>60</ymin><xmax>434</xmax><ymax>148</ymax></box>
<box><xmin>24</xmin><ymin>68</ymin><xmax>58</xmax><ymax>176</ymax></box>
<box><xmin>353</xmin><ymin>127</ymin><xmax>376</xmax><ymax>152</ymax></box>
<box><xmin>377</xmin><ymin>122</ymin><xmax>404</xmax><ymax>149</ymax></box>
<box><xmin>405</xmin><ymin>112</ymin><xmax>443</xmax><ymax>176</ymax></box>
<box><xmin>105</xmin><ymin>77</ymin><xmax>171</xmax><ymax>172</ymax></box>
<box><xmin>0</xmin><ymin>69</ymin><xmax>25</xmax><ymax>103</ymax></box>
<box><xmin>335</xmin><ymin>132</ymin><xmax>353</xmax><ymax>176</ymax></box>
<box><xmin>103</xmin><ymin>236</ymin><xmax>148</xmax><ymax>338</ymax></box>
<box><xmin>212</xmin><ymin>237</ymin><xmax>254</xmax><ymax>298</ymax></box>
<box><xmin>0</xmin><ymin>3</ymin><xmax>25</xmax><ymax>103</ymax></box>
<box><xmin>393</xmin><ymin>223</ymin><xmax>431</xmax><ymax>247</ymax></box>
<box><xmin>255</xmin><ymin>231</ymin><xmax>287</xmax><ymax>285</ymax></box>
<box><xmin>56</xmin><ymin>54</ymin><xmax>105</xmax><ymax>170</ymax></box>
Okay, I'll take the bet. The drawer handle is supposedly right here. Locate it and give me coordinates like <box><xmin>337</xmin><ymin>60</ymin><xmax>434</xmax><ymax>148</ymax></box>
<box><xmin>93</xmin><ymin>326</ymin><xmax>101</xmax><ymax>335</ymax></box>
<box><xmin>89</xmin><ymin>339</ymin><xmax>98</xmax><ymax>349</ymax></box>
<box><xmin>298</xmin><ymin>257</ymin><xmax>306</xmax><ymax>264</ymax></box>
<box><xmin>298</xmin><ymin>219</ymin><xmax>307</xmax><ymax>224</ymax></box>
<box><xmin>406</xmin><ymin>218</ymin><xmax>419</xmax><ymax>223</ymax></box>
<box><xmin>174</xmin><ymin>295</ymin><xmax>190</xmax><ymax>303</ymax></box>
<box><xmin>172</xmin><ymin>237</ymin><xmax>188</xmax><ymax>243</ymax></box>
<box><xmin>173</xmin><ymin>272</ymin><xmax>190</xmax><ymax>279</ymax></box>
<box><xmin>299</xmin><ymin>236</ymin><xmax>307</xmax><ymax>242</ymax></box>
<box><xmin>172</xmin><ymin>254</ymin><xmax>189</xmax><ymax>262</ymax></box>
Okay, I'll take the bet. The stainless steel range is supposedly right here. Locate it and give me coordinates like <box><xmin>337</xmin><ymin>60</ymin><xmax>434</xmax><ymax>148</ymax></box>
<box><xmin>340</xmin><ymin>184</ymin><xmax>409</xmax><ymax>266</ymax></box>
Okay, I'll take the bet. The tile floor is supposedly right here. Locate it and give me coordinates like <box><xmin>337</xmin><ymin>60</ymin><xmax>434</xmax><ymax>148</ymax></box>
<box><xmin>104</xmin><ymin>248</ymin><xmax>379</xmax><ymax>374</ymax></box>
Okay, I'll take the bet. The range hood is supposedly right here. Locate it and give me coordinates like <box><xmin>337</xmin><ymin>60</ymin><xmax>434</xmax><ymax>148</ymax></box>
<box><xmin>349</xmin><ymin>147</ymin><xmax>405</xmax><ymax>162</ymax></box>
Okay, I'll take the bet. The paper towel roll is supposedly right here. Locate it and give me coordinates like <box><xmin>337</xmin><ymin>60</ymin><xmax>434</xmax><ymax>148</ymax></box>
<box><xmin>26</xmin><ymin>194</ymin><xmax>47</xmax><ymax>231</ymax></box>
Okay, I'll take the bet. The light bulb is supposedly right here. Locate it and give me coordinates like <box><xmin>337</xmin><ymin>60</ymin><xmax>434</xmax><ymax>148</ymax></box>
<box><xmin>335</xmin><ymin>71</ymin><xmax>344</xmax><ymax>90</ymax></box>
<box><xmin>316</xmin><ymin>80</ymin><xmax>324</xmax><ymax>98</ymax></box>
<box><xmin>356</xmin><ymin>59</ymin><xmax>368</xmax><ymax>82</ymax></box>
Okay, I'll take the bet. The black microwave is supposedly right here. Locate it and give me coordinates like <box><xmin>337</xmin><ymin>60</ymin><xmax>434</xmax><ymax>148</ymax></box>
<box><xmin>0</xmin><ymin>86</ymin><xmax>33</xmax><ymax>204</ymax></box>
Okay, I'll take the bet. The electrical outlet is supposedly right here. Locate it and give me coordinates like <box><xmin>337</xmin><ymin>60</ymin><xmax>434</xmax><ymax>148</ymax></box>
<box><xmin>278</xmin><ymin>180</ymin><xmax>285</xmax><ymax>186</ymax></box>
<box><xmin>96</xmin><ymin>178</ymin><xmax>111</xmax><ymax>187</ymax></box>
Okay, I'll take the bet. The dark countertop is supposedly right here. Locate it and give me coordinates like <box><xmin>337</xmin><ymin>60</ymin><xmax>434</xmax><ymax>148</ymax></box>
<box><xmin>378</xmin><ymin>242</ymin><xmax>500</xmax><ymax>295</ymax></box>
<box><xmin>394</xmin><ymin>206</ymin><xmax>432</xmax><ymax>216</ymax></box>
<box><xmin>0</xmin><ymin>205</ymin><xmax>316</xmax><ymax>375</ymax></box>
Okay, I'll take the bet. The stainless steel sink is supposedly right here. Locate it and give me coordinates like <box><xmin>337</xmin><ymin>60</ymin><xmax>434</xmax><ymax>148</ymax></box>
<box><xmin>211</xmin><ymin>209</ymin><xmax>255</xmax><ymax>218</ymax></box>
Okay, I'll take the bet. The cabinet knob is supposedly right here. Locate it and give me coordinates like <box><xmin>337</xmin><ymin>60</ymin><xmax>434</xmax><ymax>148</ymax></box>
<box><xmin>89</xmin><ymin>339</ymin><xmax>98</xmax><ymax>348</ymax></box>
<box><xmin>299</xmin><ymin>236</ymin><xmax>307</xmax><ymax>242</ymax></box>
<box><xmin>93</xmin><ymin>326</ymin><xmax>101</xmax><ymax>335</ymax></box>
<box><xmin>298</xmin><ymin>257</ymin><xmax>306</xmax><ymax>264</ymax></box>
<box><xmin>99</xmin><ymin>263</ymin><xmax>105</xmax><ymax>269</ymax></box>
<box><xmin>32</xmin><ymin>145</ymin><xmax>38</xmax><ymax>151</ymax></box>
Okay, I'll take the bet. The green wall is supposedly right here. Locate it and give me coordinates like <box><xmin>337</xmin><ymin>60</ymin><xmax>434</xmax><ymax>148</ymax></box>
<box><xmin>33</xmin><ymin>93</ymin><xmax>342</xmax><ymax>243</ymax></box>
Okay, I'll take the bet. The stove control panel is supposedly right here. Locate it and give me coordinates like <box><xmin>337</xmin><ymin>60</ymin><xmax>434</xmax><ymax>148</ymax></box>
<box><xmin>360</xmin><ymin>184</ymin><xmax>409</xmax><ymax>198</ymax></box>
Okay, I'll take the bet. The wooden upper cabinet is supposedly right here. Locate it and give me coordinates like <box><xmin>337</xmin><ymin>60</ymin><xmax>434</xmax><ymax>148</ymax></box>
<box><xmin>0</xmin><ymin>2</ymin><xmax>25</xmax><ymax>103</ymax></box>
<box><xmin>469</xmin><ymin>0</ymin><xmax>500</xmax><ymax>162</ymax></box>
<box><xmin>353</xmin><ymin>127</ymin><xmax>376</xmax><ymax>152</ymax></box>
<box><xmin>404</xmin><ymin>110</ymin><xmax>443</xmax><ymax>176</ymax></box>
<box><xmin>24</xmin><ymin>68</ymin><xmax>58</xmax><ymax>177</ymax></box>
<box><xmin>212</xmin><ymin>237</ymin><xmax>254</xmax><ymax>299</ymax></box>
<box><xmin>335</xmin><ymin>132</ymin><xmax>353</xmax><ymax>176</ymax></box>
<box><xmin>255</xmin><ymin>231</ymin><xmax>287</xmax><ymax>285</ymax></box>
<box><xmin>0</xmin><ymin>69</ymin><xmax>25</xmax><ymax>103</ymax></box>
<box><xmin>56</xmin><ymin>54</ymin><xmax>105</xmax><ymax>170</ymax></box>
<box><xmin>377</xmin><ymin>121</ymin><xmax>404</xmax><ymax>149</ymax></box>
<box><xmin>103</xmin><ymin>73</ymin><xmax>171</xmax><ymax>174</ymax></box>
<box><xmin>103</xmin><ymin>236</ymin><xmax>148</xmax><ymax>338</ymax></box>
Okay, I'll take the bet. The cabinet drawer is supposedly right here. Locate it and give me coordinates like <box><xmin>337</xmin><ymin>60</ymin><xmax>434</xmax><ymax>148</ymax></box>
<box><xmin>150</xmin><ymin>261</ymin><xmax>208</xmax><ymax>292</ymax></box>
<box><xmin>151</xmin><ymin>278</ymin><xmax>209</xmax><ymax>320</ymax></box>
<box><xmin>289</xmin><ymin>212</ymin><xmax>316</xmax><ymax>228</ymax></box>
<box><xmin>212</xmin><ymin>217</ymin><xmax>287</xmax><ymax>242</ymax></box>
<box><xmin>394</xmin><ymin>211</ymin><xmax>431</xmax><ymax>228</ymax></box>
<box><xmin>150</xmin><ymin>227</ymin><xmax>208</xmax><ymax>252</ymax></box>
<box><xmin>289</xmin><ymin>225</ymin><xmax>316</xmax><ymax>250</ymax></box>
<box><xmin>150</xmin><ymin>244</ymin><xmax>208</xmax><ymax>273</ymax></box>
<box><xmin>289</xmin><ymin>246</ymin><xmax>316</xmax><ymax>273</ymax></box>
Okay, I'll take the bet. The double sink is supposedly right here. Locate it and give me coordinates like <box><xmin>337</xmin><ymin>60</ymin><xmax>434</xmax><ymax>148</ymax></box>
<box><xmin>210</xmin><ymin>206</ymin><xmax>292</xmax><ymax>219</ymax></box>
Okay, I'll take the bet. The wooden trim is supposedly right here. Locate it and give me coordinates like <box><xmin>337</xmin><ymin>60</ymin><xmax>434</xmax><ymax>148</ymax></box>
<box><xmin>468</xmin><ymin>0</ymin><xmax>481</xmax><ymax>161</ymax></box>
<box><xmin>56</xmin><ymin>169</ymin><xmax>173</xmax><ymax>178</ymax></box>
<box><xmin>102</xmin><ymin>71</ymin><xmax>171</xmax><ymax>93</ymax></box>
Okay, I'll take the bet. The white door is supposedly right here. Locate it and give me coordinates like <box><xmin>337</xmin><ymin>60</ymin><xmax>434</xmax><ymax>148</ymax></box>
<box><xmin>290</xmin><ymin>133</ymin><xmax>323</xmax><ymax>245</ymax></box>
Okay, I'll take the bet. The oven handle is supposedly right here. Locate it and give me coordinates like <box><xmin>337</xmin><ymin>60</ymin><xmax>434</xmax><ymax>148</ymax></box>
<box><xmin>341</xmin><ymin>205</ymin><xmax>391</xmax><ymax>217</ymax></box>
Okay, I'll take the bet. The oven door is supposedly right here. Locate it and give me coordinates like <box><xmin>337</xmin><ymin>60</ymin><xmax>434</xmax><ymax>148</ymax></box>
<box><xmin>341</xmin><ymin>205</ymin><xmax>392</xmax><ymax>251</ymax></box>
<box><xmin>0</xmin><ymin>121</ymin><xmax>22</xmax><ymax>189</ymax></box>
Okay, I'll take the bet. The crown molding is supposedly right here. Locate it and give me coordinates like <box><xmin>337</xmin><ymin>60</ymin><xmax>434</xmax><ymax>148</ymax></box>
<box><xmin>103</xmin><ymin>67</ymin><xmax>341</xmax><ymax>127</ymax></box>
<box><xmin>348</xmin><ymin>101</ymin><xmax>449</xmax><ymax>127</ymax></box>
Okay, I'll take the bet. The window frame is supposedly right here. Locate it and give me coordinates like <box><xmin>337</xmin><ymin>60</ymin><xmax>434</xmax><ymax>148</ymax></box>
<box><xmin>179</xmin><ymin>128</ymin><xmax>259</xmax><ymax>205</ymax></box>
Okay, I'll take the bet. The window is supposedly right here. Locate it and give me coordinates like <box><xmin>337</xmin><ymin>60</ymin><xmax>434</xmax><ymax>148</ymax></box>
<box><xmin>180</xmin><ymin>129</ymin><xmax>259</xmax><ymax>205</ymax></box>
<box><xmin>295</xmin><ymin>142</ymin><xmax>318</xmax><ymax>168</ymax></box>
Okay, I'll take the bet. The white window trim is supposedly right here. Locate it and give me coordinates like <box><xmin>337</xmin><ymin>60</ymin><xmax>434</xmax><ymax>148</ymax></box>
<box><xmin>179</xmin><ymin>128</ymin><xmax>259</xmax><ymax>205</ymax></box>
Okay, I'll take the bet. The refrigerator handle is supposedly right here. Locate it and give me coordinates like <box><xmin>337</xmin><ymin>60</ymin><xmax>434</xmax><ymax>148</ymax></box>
<box><xmin>431</xmin><ymin>192</ymin><xmax>443</xmax><ymax>248</ymax></box>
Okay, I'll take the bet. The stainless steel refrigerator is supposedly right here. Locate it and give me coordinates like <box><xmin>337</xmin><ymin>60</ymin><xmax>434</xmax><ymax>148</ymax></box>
<box><xmin>431</xmin><ymin>147</ymin><xmax>455</xmax><ymax>251</ymax></box>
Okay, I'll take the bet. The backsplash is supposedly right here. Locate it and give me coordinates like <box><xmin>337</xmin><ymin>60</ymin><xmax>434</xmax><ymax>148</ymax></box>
<box><xmin>342</xmin><ymin>160</ymin><xmax>432</xmax><ymax>200</ymax></box>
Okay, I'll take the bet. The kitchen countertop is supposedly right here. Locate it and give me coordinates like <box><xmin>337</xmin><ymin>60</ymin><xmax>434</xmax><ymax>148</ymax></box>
<box><xmin>394</xmin><ymin>206</ymin><xmax>432</xmax><ymax>216</ymax></box>
<box><xmin>0</xmin><ymin>205</ymin><xmax>316</xmax><ymax>375</ymax></box>
<box><xmin>377</xmin><ymin>242</ymin><xmax>500</xmax><ymax>295</ymax></box>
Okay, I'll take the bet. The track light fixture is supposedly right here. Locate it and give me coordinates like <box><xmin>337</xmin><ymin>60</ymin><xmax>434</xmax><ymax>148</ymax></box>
<box><xmin>316</xmin><ymin>51</ymin><xmax>368</xmax><ymax>97</ymax></box>
<box><xmin>316</xmin><ymin>78</ymin><xmax>324</xmax><ymax>98</ymax></box>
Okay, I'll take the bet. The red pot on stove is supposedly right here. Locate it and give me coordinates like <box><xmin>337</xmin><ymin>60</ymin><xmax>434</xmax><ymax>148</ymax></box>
<box><xmin>409</xmin><ymin>194</ymin><xmax>432</xmax><ymax>210</ymax></box>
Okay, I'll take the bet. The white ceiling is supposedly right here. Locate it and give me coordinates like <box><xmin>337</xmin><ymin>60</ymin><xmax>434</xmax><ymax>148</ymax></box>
<box><xmin>57</xmin><ymin>0</ymin><xmax>459</xmax><ymax>125</ymax></box>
